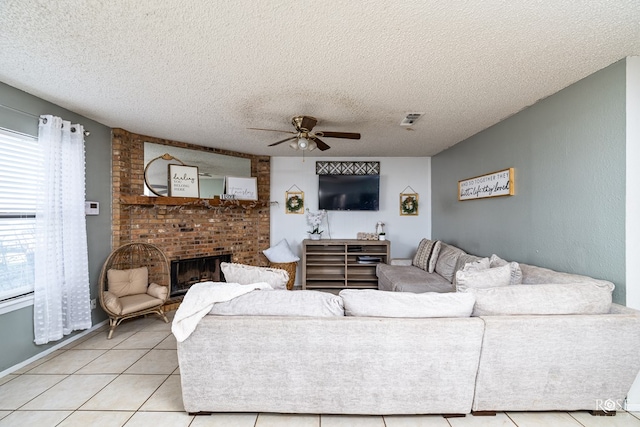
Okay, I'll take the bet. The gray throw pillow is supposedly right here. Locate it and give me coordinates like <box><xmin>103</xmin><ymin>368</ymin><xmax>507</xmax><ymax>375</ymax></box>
<box><xmin>434</xmin><ymin>243</ymin><xmax>466</xmax><ymax>282</ymax></box>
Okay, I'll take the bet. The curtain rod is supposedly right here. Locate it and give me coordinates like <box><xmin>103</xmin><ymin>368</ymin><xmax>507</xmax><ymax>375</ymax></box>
<box><xmin>0</xmin><ymin>103</ymin><xmax>91</xmax><ymax>136</ymax></box>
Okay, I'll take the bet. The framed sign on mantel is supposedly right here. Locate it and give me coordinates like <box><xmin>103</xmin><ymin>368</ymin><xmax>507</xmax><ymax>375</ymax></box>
<box><xmin>169</xmin><ymin>164</ymin><xmax>200</xmax><ymax>198</ymax></box>
<box><xmin>458</xmin><ymin>168</ymin><xmax>514</xmax><ymax>201</ymax></box>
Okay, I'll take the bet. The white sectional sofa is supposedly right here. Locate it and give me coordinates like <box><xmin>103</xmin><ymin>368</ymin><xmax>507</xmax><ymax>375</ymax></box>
<box><xmin>174</xmin><ymin>269</ymin><xmax>640</xmax><ymax>416</ymax></box>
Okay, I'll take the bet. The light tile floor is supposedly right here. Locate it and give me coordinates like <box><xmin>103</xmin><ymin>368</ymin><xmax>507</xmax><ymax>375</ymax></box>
<box><xmin>1</xmin><ymin>312</ymin><xmax>640</xmax><ymax>426</ymax></box>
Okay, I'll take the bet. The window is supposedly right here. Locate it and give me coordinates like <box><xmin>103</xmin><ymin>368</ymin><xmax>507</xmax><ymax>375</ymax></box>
<box><xmin>0</xmin><ymin>128</ymin><xmax>39</xmax><ymax>302</ymax></box>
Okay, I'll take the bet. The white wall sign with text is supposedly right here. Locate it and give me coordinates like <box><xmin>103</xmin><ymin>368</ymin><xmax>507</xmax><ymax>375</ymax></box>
<box><xmin>458</xmin><ymin>168</ymin><xmax>514</xmax><ymax>201</ymax></box>
<box><xmin>169</xmin><ymin>165</ymin><xmax>200</xmax><ymax>198</ymax></box>
<box><xmin>226</xmin><ymin>176</ymin><xmax>258</xmax><ymax>200</ymax></box>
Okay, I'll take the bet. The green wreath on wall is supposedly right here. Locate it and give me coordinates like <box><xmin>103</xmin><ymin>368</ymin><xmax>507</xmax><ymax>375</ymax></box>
<box><xmin>285</xmin><ymin>191</ymin><xmax>304</xmax><ymax>214</ymax></box>
<box><xmin>400</xmin><ymin>194</ymin><xmax>419</xmax><ymax>215</ymax></box>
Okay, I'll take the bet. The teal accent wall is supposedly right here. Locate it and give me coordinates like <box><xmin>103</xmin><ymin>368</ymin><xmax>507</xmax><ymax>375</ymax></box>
<box><xmin>0</xmin><ymin>82</ymin><xmax>112</xmax><ymax>370</ymax></box>
<box><xmin>432</xmin><ymin>60</ymin><xmax>627</xmax><ymax>303</ymax></box>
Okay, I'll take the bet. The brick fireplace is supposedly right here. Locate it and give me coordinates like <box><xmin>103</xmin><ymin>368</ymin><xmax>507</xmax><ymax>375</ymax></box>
<box><xmin>111</xmin><ymin>128</ymin><xmax>271</xmax><ymax>270</ymax></box>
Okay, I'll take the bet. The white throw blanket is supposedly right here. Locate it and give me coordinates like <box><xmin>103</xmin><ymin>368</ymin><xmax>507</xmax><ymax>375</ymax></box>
<box><xmin>171</xmin><ymin>281</ymin><xmax>272</xmax><ymax>342</ymax></box>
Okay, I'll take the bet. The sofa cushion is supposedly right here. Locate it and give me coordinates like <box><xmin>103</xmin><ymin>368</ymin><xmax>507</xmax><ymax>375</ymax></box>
<box><xmin>490</xmin><ymin>254</ymin><xmax>523</xmax><ymax>286</ymax></box>
<box><xmin>107</xmin><ymin>267</ymin><xmax>148</xmax><ymax>298</ymax></box>
<box><xmin>221</xmin><ymin>262</ymin><xmax>289</xmax><ymax>290</ymax></box>
<box><xmin>263</xmin><ymin>239</ymin><xmax>300</xmax><ymax>263</ymax></box>
<box><xmin>455</xmin><ymin>263</ymin><xmax>512</xmax><ymax>291</ymax></box>
<box><xmin>339</xmin><ymin>289</ymin><xmax>475</xmax><ymax>318</ymax></box>
<box><xmin>376</xmin><ymin>264</ymin><xmax>453</xmax><ymax>293</ymax></box>
<box><xmin>412</xmin><ymin>239</ymin><xmax>441</xmax><ymax>273</ymax></box>
<box><xmin>118</xmin><ymin>293</ymin><xmax>164</xmax><ymax>315</ymax></box>
<box><xmin>209</xmin><ymin>289</ymin><xmax>344</xmax><ymax>317</ymax></box>
<box><xmin>435</xmin><ymin>243</ymin><xmax>466</xmax><ymax>283</ymax></box>
<box><xmin>519</xmin><ymin>263</ymin><xmax>614</xmax><ymax>287</ymax></box>
<box><xmin>461</xmin><ymin>282</ymin><xmax>614</xmax><ymax>316</ymax></box>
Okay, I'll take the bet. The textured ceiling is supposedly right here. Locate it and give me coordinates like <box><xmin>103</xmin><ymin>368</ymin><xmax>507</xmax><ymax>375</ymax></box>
<box><xmin>1</xmin><ymin>1</ymin><xmax>639</xmax><ymax>157</ymax></box>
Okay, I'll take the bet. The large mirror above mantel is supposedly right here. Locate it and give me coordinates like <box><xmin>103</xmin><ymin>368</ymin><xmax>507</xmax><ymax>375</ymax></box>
<box><xmin>143</xmin><ymin>142</ymin><xmax>252</xmax><ymax>198</ymax></box>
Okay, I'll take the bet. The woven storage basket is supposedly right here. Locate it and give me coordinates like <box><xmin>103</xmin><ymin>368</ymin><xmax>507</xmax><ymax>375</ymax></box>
<box><xmin>269</xmin><ymin>261</ymin><xmax>297</xmax><ymax>290</ymax></box>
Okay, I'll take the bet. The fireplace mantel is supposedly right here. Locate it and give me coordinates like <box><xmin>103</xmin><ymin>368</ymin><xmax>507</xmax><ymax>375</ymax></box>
<box><xmin>120</xmin><ymin>195</ymin><xmax>271</xmax><ymax>209</ymax></box>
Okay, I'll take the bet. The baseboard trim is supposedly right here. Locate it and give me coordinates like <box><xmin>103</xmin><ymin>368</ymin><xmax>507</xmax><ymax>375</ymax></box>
<box><xmin>0</xmin><ymin>319</ymin><xmax>108</xmax><ymax>378</ymax></box>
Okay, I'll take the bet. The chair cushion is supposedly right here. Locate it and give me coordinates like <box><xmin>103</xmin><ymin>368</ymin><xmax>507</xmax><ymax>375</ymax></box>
<box><xmin>118</xmin><ymin>293</ymin><xmax>164</xmax><ymax>315</ymax></box>
<box><xmin>147</xmin><ymin>282</ymin><xmax>168</xmax><ymax>301</ymax></box>
<box><xmin>221</xmin><ymin>262</ymin><xmax>289</xmax><ymax>290</ymax></box>
<box><xmin>102</xmin><ymin>291</ymin><xmax>122</xmax><ymax>314</ymax></box>
<box><xmin>339</xmin><ymin>289</ymin><xmax>475</xmax><ymax>318</ymax></box>
<box><xmin>107</xmin><ymin>267</ymin><xmax>148</xmax><ymax>297</ymax></box>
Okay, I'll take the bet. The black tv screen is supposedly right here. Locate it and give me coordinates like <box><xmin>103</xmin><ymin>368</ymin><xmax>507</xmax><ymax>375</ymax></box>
<box><xmin>318</xmin><ymin>175</ymin><xmax>380</xmax><ymax>211</ymax></box>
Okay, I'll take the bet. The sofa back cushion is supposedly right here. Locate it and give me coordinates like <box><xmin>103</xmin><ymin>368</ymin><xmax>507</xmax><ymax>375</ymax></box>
<box><xmin>459</xmin><ymin>282</ymin><xmax>614</xmax><ymax>316</ymax></box>
<box><xmin>107</xmin><ymin>267</ymin><xmax>148</xmax><ymax>297</ymax></box>
<box><xmin>412</xmin><ymin>238</ymin><xmax>441</xmax><ymax>273</ymax></box>
<box><xmin>434</xmin><ymin>243</ymin><xmax>466</xmax><ymax>283</ymax></box>
<box><xmin>339</xmin><ymin>289</ymin><xmax>475</xmax><ymax>318</ymax></box>
<box><xmin>221</xmin><ymin>262</ymin><xmax>289</xmax><ymax>290</ymax></box>
<box><xmin>209</xmin><ymin>289</ymin><xmax>344</xmax><ymax>317</ymax></box>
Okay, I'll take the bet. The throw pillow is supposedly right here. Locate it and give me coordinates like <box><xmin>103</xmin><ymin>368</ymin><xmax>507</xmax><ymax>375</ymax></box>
<box><xmin>339</xmin><ymin>289</ymin><xmax>475</xmax><ymax>318</ymax></box>
<box><xmin>460</xmin><ymin>282</ymin><xmax>614</xmax><ymax>316</ymax></box>
<box><xmin>462</xmin><ymin>257</ymin><xmax>490</xmax><ymax>272</ymax></box>
<box><xmin>455</xmin><ymin>263</ymin><xmax>512</xmax><ymax>291</ymax></box>
<box><xmin>263</xmin><ymin>239</ymin><xmax>300</xmax><ymax>263</ymax></box>
<box><xmin>412</xmin><ymin>238</ymin><xmax>436</xmax><ymax>271</ymax></box>
<box><xmin>434</xmin><ymin>243</ymin><xmax>466</xmax><ymax>283</ymax></box>
<box><xmin>102</xmin><ymin>291</ymin><xmax>123</xmax><ymax>314</ymax></box>
<box><xmin>221</xmin><ymin>262</ymin><xmax>289</xmax><ymax>290</ymax></box>
<box><xmin>209</xmin><ymin>289</ymin><xmax>344</xmax><ymax>317</ymax></box>
<box><xmin>489</xmin><ymin>254</ymin><xmax>523</xmax><ymax>286</ymax></box>
<box><xmin>426</xmin><ymin>241</ymin><xmax>442</xmax><ymax>273</ymax></box>
<box><xmin>107</xmin><ymin>267</ymin><xmax>149</xmax><ymax>298</ymax></box>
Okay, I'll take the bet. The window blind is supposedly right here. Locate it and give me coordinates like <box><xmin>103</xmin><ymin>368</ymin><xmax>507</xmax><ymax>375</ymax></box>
<box><xmin>0</xmin><ymin>128</ymin><xmax>39</xmax><ymax>301</ymax></box>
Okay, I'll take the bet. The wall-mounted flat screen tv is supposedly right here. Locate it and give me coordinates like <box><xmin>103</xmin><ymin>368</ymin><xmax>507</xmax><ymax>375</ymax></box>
<box><xmin>318</xmin><ymin>175</ymin><xmax>380</xmax><ymax>211</ymax></box>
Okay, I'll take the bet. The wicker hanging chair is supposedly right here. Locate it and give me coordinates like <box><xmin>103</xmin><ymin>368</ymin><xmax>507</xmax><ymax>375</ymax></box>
<box><xmin>99</xmin><ymin>242</ymin><xmax>170</xmax><ymax>339</ymax></box>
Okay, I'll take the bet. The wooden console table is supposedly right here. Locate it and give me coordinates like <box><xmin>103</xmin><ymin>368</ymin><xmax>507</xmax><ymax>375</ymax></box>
<box><xmin>302</xmin><ymin>239</ymin><xmax>390</xmax><ymax>291</ymax></box>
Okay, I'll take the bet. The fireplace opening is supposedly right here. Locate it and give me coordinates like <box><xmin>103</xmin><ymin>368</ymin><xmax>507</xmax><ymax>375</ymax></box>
<box><xmin>170</xmin><ymin>254</ymin><xmax>231</xmax><ymax>297</ymax></box>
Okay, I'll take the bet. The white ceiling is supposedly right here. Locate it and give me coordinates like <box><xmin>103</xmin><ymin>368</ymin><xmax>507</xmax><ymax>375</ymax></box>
<box><xmin>1</xmin><ymin>1</ymin><xmax>639</xmax><ymax>157</ymax></box>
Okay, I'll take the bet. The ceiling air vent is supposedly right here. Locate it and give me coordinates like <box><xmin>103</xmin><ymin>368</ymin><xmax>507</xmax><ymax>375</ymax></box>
<box><xmin>400</xmin><ymin>112</ymin><xmax>424</xmax><ymax>126</ymax></box>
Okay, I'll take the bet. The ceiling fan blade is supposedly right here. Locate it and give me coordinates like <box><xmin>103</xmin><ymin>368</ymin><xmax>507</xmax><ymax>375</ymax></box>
<box><xmin>319</xmin><ymin>131</ymin><xmax>361</xmax><ymax>139</ymax></box>
<box><xmin>300</xmin><ymin>116</ymin><xmax>318</xmax><ymax>132</ymax></box>
<box><xmin>248</xmin><ymin>127</ymin><xmax>296</xmax><ymax>134</ymax></box>
<box><xmin>268</xmin><ymin>136</ymin><xmax>298</xmax><ymax>147</ymax></box>
<box><xmin>312</xmin><ymin>137</ymin><xmax>331</xmax><ymax>151</ymax></box>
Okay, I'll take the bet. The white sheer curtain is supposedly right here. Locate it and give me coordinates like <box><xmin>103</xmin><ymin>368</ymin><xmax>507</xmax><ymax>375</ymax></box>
<box><xmin>34</xmin><ymin>115</ymin><xmax>91</xmax><ymax>345</ymax></box>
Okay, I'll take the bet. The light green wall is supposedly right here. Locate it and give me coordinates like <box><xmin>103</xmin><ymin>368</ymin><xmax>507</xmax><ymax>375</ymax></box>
<box><xmin>0</xmin><ymin>82</ymin><xmax>112</xmax><ymax>370</ymax></box>
<box><xmin>432</xmin><ymin>60</ymin><xmax>626</xmax><ymax>303</ymax></box>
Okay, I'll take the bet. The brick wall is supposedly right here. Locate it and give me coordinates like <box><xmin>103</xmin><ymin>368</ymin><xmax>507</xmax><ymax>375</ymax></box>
<box><xmin>111</xmin><ymin>128</ymin><xmax>271</xmax><ymax>265</ymax></box>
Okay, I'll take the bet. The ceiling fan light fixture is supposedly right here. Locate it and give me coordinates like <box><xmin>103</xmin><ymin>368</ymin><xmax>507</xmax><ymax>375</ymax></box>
<box><xmin>308</xmin><ymin>140</ymin><xmax>317</xmax><ymax>151</ymax></box>
<box><xmin>289</xmin><ymin>141</ymin><xmax>299</xmax><ymax>150</ymax></box>
<box><xmin>297</xmin><ymin>137</ymin><xmax>309</xmax><ymax>150</ymax></box>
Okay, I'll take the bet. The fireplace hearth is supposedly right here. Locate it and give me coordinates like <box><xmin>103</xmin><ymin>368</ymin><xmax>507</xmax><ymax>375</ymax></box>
<box><xmin>170</xmin><ymin>254</ymin><xmax>231</xmax><ymax>297</ymax></box>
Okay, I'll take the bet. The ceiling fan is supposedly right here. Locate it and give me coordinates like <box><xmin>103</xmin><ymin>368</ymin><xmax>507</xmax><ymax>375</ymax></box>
<box><xmin>249</xmin><ymin>115</ymin><xmax>361</xmax><ymax>151</ymax></box>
